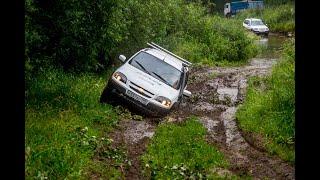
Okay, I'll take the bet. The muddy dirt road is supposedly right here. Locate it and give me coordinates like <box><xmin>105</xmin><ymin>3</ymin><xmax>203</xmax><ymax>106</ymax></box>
<box><xmin>108</xmin><ymin>34</ymin><xmax>294</xmax><ymax>179</ymax></box>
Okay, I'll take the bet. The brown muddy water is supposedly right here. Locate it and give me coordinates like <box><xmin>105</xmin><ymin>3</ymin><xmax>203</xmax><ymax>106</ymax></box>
<box><xmin>102</xmin><ymin>34</ymin><xmax>294</xmax><ymax>179</ymax></box>
<box><xmin>255</xmin><ymin>33</ymin><xmax>288</xmax><ymax>59</ymax></box>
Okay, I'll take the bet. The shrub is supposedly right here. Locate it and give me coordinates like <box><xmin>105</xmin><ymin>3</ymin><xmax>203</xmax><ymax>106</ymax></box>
<box><xmin>170</xmin><ymin>16</ymin><xmax>258</xmax><ymax>65</ymax></box>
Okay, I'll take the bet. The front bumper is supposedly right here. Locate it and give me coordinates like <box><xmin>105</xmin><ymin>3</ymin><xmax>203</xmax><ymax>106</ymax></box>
<box><xmin>252</xmin><ymin>30</ymin><xmax>269</xmax><ymax>35</ymax></box>
<box><xmin>106</xmin><ymin>79</ymin><xmax>171</xmax><ymax>117</ymax></box>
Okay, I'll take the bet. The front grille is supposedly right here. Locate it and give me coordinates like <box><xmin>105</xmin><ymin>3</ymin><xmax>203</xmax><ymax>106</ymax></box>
<box><xmin>129</xmin><ymin>85</ymin><xmax>152</xmax><ymax>98</ymax></box>
<box><xmin>130</xmin><ymin>82</ymin><xmax>154</xmax><ymax>95</ymax></box>
<box><xmin>128</xmin><ymin>81</ymin><xmax>155</xmax><ymax>99</ymax></box>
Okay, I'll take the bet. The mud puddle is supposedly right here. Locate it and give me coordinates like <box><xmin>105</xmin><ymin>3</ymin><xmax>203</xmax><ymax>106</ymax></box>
<box><xmin>255</xmin><ymin>33</ymin><xmax>287</xmax><ymax>59</ymax></box>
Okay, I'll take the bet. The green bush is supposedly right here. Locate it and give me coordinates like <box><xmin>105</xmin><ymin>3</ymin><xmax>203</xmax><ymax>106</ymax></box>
<box><xmin>236</xmin><ymin>38</ymin><xmax>295</xmax><ymax>163</ymax></box>
<box><xmin>166</xmin><ymin>16</ymin><xmax>258</xmax><ymax>65</ymax></box>
<box><xmin>26</xmin><ymin>0</ymin><xmax>258</xmax><ymax>75</ymax></box>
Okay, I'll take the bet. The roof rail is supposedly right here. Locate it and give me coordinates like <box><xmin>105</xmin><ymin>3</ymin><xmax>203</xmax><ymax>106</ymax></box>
<box><xmin>147</xmin><ymin>42</ymin><xmax>192</xmax><ymax>67</ymax></box>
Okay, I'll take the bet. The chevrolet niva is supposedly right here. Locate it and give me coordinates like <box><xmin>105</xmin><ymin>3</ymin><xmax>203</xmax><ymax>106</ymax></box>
<box><xmin>100</xmin><ymin>42</ymin><xmax>192</xmax><ymax>117</ymax></box>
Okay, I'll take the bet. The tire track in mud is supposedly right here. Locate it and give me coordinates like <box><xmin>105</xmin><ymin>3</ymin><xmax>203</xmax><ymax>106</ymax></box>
<box><xmin>170</xmin><ymin>58</ymin><xmax>294</xmax><ymax>179</ymax></box>
<box><xmin>107</xmin><ymin>57</ymin><xmax>294</xmax><ymax>179</ymax></box>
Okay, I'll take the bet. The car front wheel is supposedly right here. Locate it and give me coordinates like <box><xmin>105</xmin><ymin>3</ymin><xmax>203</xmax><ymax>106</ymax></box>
<box><xmin>99</xmin><ymin>85</ymin><xmax>114</xmax><ymax>103</ymax></box>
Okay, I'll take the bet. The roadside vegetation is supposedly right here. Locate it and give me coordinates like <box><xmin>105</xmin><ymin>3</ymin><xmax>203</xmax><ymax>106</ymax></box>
<box><xmin>25</xmin><ymin>68</ymin><xmax>127</xmax><ymax>179</ymax></box>
<box><xmin>141</xmin><ymin>117</ymin><xmax>235</xmax><ymax>179</ymax></box>
<box><xmin>236</xmin><ymin>38</ymin><xmax>295</xmax><ymax>164</ymax></box>
<box><xmin>26</xmin><ymin>0</ymin><xmax>258</xmax><ymax>77</ymax></box>
<box><xmin>235</xmin><ymin>3</ymin><xmax>295</xmax><ymax>33</ymax></box>
<box><xmin>166</xmin><ymin>16</ymin><xmax>259</xmax><ymax>66</ymax></box>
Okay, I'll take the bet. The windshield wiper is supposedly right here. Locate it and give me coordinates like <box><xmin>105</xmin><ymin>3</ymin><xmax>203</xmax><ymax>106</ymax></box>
<box><xmin>135</xmin><ymin>61</ymin><xmax>152</xmax><ymax>76</ymax></box>
<box><xmin>151</xmin><ymin>71</ymin><xmax>172</xmax><ymax>87</ymax></box>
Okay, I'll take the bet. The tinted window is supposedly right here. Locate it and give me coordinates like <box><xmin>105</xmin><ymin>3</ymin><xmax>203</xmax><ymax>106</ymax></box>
<box><xmin>129</xmin><ymin>51</ymin><xmax>182</xmax><ymax>89</ymax></box>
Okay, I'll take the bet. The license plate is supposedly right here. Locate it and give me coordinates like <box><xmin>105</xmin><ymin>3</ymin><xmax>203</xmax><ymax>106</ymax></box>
<box><xmin>126</xmin><ymin>90</ymin><xmax>148</xmax><ymax>105</ymax></box>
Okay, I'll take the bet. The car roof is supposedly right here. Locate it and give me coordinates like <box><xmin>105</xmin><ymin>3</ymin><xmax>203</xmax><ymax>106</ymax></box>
<box><xmin>142</xmin><ymin>48</ymin><xmax>184</xmax><ymax>71</ymax></box>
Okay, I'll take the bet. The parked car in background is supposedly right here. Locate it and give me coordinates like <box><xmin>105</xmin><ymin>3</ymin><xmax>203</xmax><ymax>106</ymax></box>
<box><xmin>243</xmin><ymin>18</ymin><xmax>269</xmax><ymax>36</ymax></box>
<box><xmin>100</xmin><ymin>42</ymin><xmax>192</xmax><ymax>117</ymax></box>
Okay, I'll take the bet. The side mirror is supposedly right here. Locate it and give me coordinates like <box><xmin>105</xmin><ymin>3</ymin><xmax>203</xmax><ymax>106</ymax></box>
<box><xmin>119</xmin><ymin>55</ymin><xmax>126</xmax><ymax>63</ymax></box>
<box><xmin>183</xmin><ymin>89</ymin><xmax>192</xmax><ymax>98</ymax></box>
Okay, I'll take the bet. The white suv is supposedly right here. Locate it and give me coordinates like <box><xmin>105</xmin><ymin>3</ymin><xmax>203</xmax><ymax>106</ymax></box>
<box><xmin>243</xmin><ymin>18</ymin><xmax>269</xmax><ymax>36</ymax></box>
<box><xmin>100</xmin><ymin>42</ymin><xmax>192</xmax><ymax>117</ymax></box>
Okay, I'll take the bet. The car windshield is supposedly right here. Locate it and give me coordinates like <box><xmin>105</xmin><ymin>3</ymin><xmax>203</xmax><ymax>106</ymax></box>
<box><xmin>129</xmin><ymin>51</ymin><xmax>182</xmax><ymax>89</ymax></box>
<box><xmin>251</xmin><ymin>20</ymin><xmax>264</xmax><ymax>26</ymax></box>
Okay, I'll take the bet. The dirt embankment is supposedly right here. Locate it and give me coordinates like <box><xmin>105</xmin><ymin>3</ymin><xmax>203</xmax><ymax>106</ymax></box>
<box><xmin>104</xmin><ymin>57</ymin><xmax>294</xmax><ymax>179</ymax></box>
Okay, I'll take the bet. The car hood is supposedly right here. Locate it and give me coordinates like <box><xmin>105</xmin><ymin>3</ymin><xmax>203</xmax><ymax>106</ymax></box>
<box><xmin>117</xmin><ymin>64</ymin><xmax>179</xmax><ymax>100</ymax></box>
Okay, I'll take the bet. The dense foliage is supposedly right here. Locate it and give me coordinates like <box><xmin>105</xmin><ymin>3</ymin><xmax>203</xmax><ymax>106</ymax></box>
<box><xmin>236</xmin><ymin>38</ymin><xmax>295</xmax><ymax>163</ymax></box>
<box><xmin>161</xmin><ymin>15</ymin><xmax>258</xmax><ymax>66</ymax></box>
<box><xmin>26</xmin><ymin>0</ymin><xmax>258</xmax><ymax>76</ymax></box>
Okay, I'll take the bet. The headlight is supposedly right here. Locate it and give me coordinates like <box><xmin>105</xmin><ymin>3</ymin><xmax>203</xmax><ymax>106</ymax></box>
<box><xmin>113</xmin><ymin>72</ymin><xmax>127</xmax><ymax>83</ymax></box>
<box><xmin>155</xmin><ymin>96</ymin><xmax>171</xmax><ymax>108</ymax></box>
<box><xmin>253</xmin><ymin>28</ymin><xmax>258</xmax><ymax>31</ymax></box>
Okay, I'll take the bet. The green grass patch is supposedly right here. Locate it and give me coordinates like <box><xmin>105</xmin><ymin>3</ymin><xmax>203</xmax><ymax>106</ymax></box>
<box><xmin>25</xmin><ymin>68</ymin><xmax>125</xmax><ymax>179</ymax></box>
<box><xmin>141</xmin><ymin>117</ymin><xmax>233</xmax><ymax>179</ymax></box>
<box><xmin>236</xmin><ymin>38</ymin><xmax>295</xmax><ymax>164</ymax></box>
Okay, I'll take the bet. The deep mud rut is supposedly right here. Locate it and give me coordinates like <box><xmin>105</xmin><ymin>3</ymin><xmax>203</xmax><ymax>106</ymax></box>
<box><xmin>106</xmin><ymin>37</ymin><xmax>294</xmax><ymax>179</ymax></box>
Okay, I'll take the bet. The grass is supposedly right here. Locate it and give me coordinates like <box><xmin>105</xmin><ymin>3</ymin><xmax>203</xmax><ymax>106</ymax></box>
<box><xmin>25</xmin><ymin>68</ymin><xmax>127</xmax><ymax>179</ymax></box>
<box><xmin>141</xmin><ymin>117</ymin><xmax>236</xmax><ymax>179</ymax></box>
<box><xmin>236</xmin><ymin>38</ymin><xmax>295</xmax><ymax>164</ymax></box>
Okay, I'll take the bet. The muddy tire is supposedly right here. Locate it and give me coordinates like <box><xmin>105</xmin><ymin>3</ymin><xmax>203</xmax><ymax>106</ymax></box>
<box><xmin>99</xmin><ymin>85</ymin><xmax>113</xmax><ymax>103</ymax></box>
<box><xmin>171</xmin><ymin>99</ymin><xmax>182</xmax><ymax>111</ymax></box>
